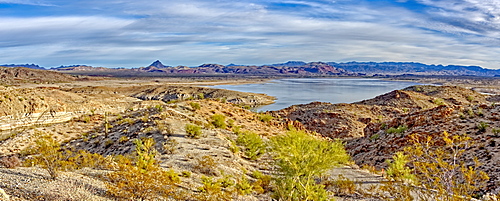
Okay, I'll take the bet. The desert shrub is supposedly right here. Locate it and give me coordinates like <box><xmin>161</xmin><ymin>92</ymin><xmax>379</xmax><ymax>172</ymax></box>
<box><xmin>190</xmin><ymin>102</ymin><xmax>201</xmax><ymax>110</ymax></box>
<box><xmin>252</xmin><ymin>170</ymin><xmax>272</xmax><ymax>193</ymax></box>
<box><xmin>23</xmin><ymin>133</ymin><xmax>69</xmax><ymax>179</ymax></box>
<box><xmin>492</xmin><ymin>127</ymin><xmax>500</xmax><ymax>135</ymax></box>
<box><xmin>258</xmin><ymin>113</ymin><xmax>274</xmax><ymax>122</ymax></box>
<box><xmin>0</xmin><ymin>155</ymin><xmax>21</xmax><ymax>168</ymax></box>
<box><xmin>119</xmin><ymin>136</ymin><xmax>129</xmax><ymax>143</ymax></box>
<box><xmin>370</xmin><ymin>133</ymin><xmax>380</xmax><ymax>140</ymax></box>
<box><xmin>71</xmin><ymin>150</ymin><xmax>110</xmax><ymax>170</ymax></box>
<box><xmin>181</xmin><ymin>171</ymin><xmax>192</xmax><ymax>178</ymax></box>
<box><xmin>228</xmin><ymin>139</ymin><xmax>240</xmax><ymax>154</ymax></box>
<box><xmin>235</xmin><ymin>175</ymin><xmax>253</xmax><ymax>195</ymax></box>
<box><xmin>467</xmin><ymin>108</ymin><xmax>475</xmax><ymax>117</ymax></box>
<box><xmin>162</xmin><ymin>138</ymin><xmax>179</xmax><ymax>154</ymax></box>
<box><xmin>211</xmin><ymin>114</ymin><xmax>226</xmax><ymax>129</ymax></box>
<box><xmin>155</xmin><ymin>120</ymin><xmax>173</xmax><ymax>135</ymax></box>
<box><xmin>386</xmin><ymin>125</ymin><xmax>408</xmax><ymax>134</ymax></box>
<box><xmin>270</xmin><ymin>129</ymin><xmax>350</xmax><ymax>201</ymax></box>
<box><xmin>105</xmin><ymin>138</ymin><xmax>181</xmax><ymax>200</ymax></box>
<box><xmin>227</xmin><ymin>119</ymin><xmax>235</xmax><ymax>128</ymax></box>
<box><xmin>155</xmin><ymin>104</ymin><xmax>164</xmax><ymax>112</ymax></box>
<box><xmin>433</xmin><ymin>98</ymin><xmax>445</xmax><ymax>106</ymax></box>
<box><xmin>324</xmin><ymin>174</ymin><xmax>356</xmax><ymax>196</ymax></box>
<box><xmin>236</xmin><ymin>131</ymin><xmax>266</xmax><ymax>160</ymax></box>
<box><xmin>194</xmin><ymin>155</ymin><xmax>218</xmax><ymax>176</ymax></box>
<box><xmin>385</xmin><ymin>152</ymin><xmax>416</xmax><ymax>183</ymax></box>
<box><xmin>476</xmin><ymin>108</ymin><xmax>484</xmax><ymax>116</ymax></box>
<box><xmin>185</xmin><ymin>124</ymin><xmax>202</xmax><ymax>138</ymax></box>
<box><xmin>380</xmin><ymin>132</ymin><xmax>490</xmax><ymax>200</ymax></box>
<box><xmin>477</xmin><ymin>122</ymin><xmax>489</xmax><ymax>132</ymax></box>
<box><xmin>195</xmin><ymin>176</ymin><xmax>233</xmax><ymax>201</ymax></box>
<box><xmin>198</xmin><ymin>93</ymin><xmax>205</xmax><ymax>99</ymax></box>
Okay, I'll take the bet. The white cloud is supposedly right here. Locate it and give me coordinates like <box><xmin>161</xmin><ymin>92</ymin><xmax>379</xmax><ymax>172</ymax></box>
<box><xmin>1</xmin><ymin>0</ymin><xmax>500</xmax><ymax>68</ymax></box>
<box><xmin>0</xmin><ymin>0</ymin><xmax>53</xmax><ymax>6</ymax></box>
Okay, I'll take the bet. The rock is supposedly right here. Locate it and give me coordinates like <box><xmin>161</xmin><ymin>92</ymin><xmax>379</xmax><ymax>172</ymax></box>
<box><xmin>0</xmin><ymin>188</ymin><xmax>9</xmax><ymax>201</ymax></box>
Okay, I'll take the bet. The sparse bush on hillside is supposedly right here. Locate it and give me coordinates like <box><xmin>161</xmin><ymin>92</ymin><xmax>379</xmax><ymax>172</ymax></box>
<box><xmin>211</xmin><ymin>114</ymin><xmax>226</xmax><ymax>129</ymax></box>
<box><xmin>23</xmin><ymin>133</ymin><xmax>68</xmax><ymax>179</ymax></box>
<box><xmin>324</xmin><ymin>174</ymin><xmax>356</xmax><ymax>196</ymax></box>
<box><xmin>270</xmin><ymin>129</ymin><xmax>350</xmax><ymax>200</ymax></box>
<box><xmin>198</xmin><ymin>93</ymin><xmax>205</xmax><ymax>99</ymax></box>
<box><xmin>236</xmin><ymin>131</ymin><xmax>266</xmax><ymax>160</ymax></box>
<box><xmin>433</xmin><ymin>98</ymin><xmax>445</xmax><ymax>106</ymax></box>
<box><xmin>258</xmin><ymin>113</ymin><xmax>274</xmax><ymax>122</ymax></box>
<box><xmin>185</xmin><ymin>124</ymin><xmax>202</xmax><ymax>138</ymax></box>
<box><xmin>194</xmin><ymin>155</ymin><xmax>218</xmax><ymax>176</ymax></box>
<box><xmin>385</xmin><ymin>152</ymin><xmax>416</xmax><ymax>183</ymax></box>
<box><xmin>105</xmin><ymin>138</ymin><xmax>181</xmax><ymax>200</ymax></box>
<box><xmin>477</xmin><ymin>122</ymin><xmax>489</xmax><ymax>132</ymax></box>
<box><xmin>377</xmin><ymin>132</ymin><xmax>490</xmax><ymax>200</ymax></box>
<box><xmin>24</xmin><ymin>133</ymin><xmax>110</xmax><ymax>179</ymax></box>
<box><xmin>195</xmin><ymin>176</ymin><xmax>233</xmax><ymax>201</ymax></box>
<box><xmin>162</xmin><ymin>138</ymin><xmax>179</xmax><ymax>154</ymax></box>
<box><xmin>190</xmin><ymin>102</ymin><xmax>201</xmax><ymax>110</ymax></box>
<box><xmin>386</xmin><ymin>125</ymin><xmax>408</xmax><ymax>134</ymax></box>
<box><xmin>492</xmin><ymin>127</ymin><xmax>500</xmax><ymax>136</ymax></box>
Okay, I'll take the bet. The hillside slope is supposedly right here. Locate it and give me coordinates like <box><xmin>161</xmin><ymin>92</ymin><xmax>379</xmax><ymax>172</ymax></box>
<box><xmin>0</xmin><ymin>67</ymin><xmax>77</xmax><ymax>85</ymax></box>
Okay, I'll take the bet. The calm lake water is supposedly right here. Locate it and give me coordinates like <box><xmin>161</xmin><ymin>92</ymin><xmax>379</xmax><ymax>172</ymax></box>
<box><xmin>211</xmin><ymin>78</ymin><xmax>421</xmax><ymax>111</ymax></box>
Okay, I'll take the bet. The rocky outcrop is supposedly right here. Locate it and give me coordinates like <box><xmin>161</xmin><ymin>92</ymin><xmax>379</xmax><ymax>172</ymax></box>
<box><xmin>130</xmin><ymin>86</ymin><xmax>275</xmax><ymax>106</ymax></box>
<box><xmin>272</xmin><ymin>102</ymin><xmax>401</xmax><ymax>139</ymax></box>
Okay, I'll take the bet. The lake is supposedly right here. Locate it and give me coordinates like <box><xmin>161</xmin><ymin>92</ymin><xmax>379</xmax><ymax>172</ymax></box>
<box><xmin>211</xmin><ymin>78</ymin><xmax>421</xmax><ymax>111</ymax></box>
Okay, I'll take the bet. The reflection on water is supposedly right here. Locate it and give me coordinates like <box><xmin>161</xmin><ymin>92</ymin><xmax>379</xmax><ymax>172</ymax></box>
<box><xmin>211</xmin><ymin>78</ymin><xmax>421</xmax><ymax>111</ymax></box>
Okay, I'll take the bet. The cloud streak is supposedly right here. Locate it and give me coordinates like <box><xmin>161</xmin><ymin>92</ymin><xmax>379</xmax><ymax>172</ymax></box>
<box><xmin>1</xmin><ymin>0</ymin><xmax>500</xmax><ymax>68</ymax></box>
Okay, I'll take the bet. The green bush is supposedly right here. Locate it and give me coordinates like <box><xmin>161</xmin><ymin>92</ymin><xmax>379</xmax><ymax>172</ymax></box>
<box><xmin>211</xmin><ymin>114</ymin><xmax>226</xmax><ymax>129</ymax></box>
<box><xmin>433</xmin><ymin>98</ymin><xmax>445</xmax><ymax>106</ymax></box>
<box><xmin>477</xmin><ymin>122</ymin><xmax>489</xmax><ymax>132</ymax></box>
<box><xmin>236</xmin><ymin>131</ymin><xmax>266</xmax><ymax>160</ymax></box>
<box><xmin>190</xmin><ymin>102</ymin><xmax>201</xmax><ymax>110</ymax></box>
<box><xmin>23</xmin><ymin>133</ymin><xmax>70</xmax><ymax>179</ymax></box>
<box><xmin>270</xmin><ymin>129</ymin><xmax>350</xmax><ymax>201</ymax></box>
<box><xmin>185</xmin><ymin>124</ymin><xmax>202</xmax><ymax>138</ymax></box>
<box><xmin>385</xmin><ymin>152</ymin><xmax>415</xmax><ymax>183</ymax></box>
<box><xmin>386</xmin><ymin>125</ymin><xmax>408</xmax><ymax>134</ymax></box>
<box><xmin>258</xmin><ymin>113</ymin><xmax>274</xmax><ymax>122</ymax></box>
<box><xmin>105</xmin><ymin>138</ymin><xmax>181</xmax><ymax>200</ymax></box>
<box><xmin>196</xmin><ymin>176</ymin><xmax>232</xmax><ymax>201</ymax></box>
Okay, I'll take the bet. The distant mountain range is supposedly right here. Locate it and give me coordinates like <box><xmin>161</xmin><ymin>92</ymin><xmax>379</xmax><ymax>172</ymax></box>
<box><xmin>0</xmin><ymin>63</ymin><xmax>45</xmax><ymax>70</ymax></box>
<box><xmin>2</xmin><ymin>60</ymin><xmax>500</xmax><ymax>77</ymax></box>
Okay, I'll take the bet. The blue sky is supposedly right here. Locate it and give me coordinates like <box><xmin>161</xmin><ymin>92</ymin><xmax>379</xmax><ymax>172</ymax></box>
<box><xmin>2</xmin><ymin>0</ymin><xmax>500</xmax><ymax>69</ymax></box>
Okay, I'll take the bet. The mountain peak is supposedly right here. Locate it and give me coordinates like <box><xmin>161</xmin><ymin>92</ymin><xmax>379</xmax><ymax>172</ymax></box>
<box><xmin>149</xmin><ymin>60</ymin><xmax>167</xmax><ymax>68</ymax></box>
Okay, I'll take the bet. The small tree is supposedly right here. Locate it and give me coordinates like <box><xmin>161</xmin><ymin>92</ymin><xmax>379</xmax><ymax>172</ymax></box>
<box><xmin>270</xmin><ymin>129</ymin><xmax>350</xmax><ymax>201</ymax></box>
<box><xmin>24</xmin><ymin>133</ymin><xmax>68</xmax><ymax>179</ymax></box>
<box><xmin>404</xmin><ymin>131</ymin><xmax>489</xmax><ymax>200</ymax></box>
<box><xmin>105</xmin><ymin>138</ymin><xmax>181</xmax><ymax>200</ymax></box>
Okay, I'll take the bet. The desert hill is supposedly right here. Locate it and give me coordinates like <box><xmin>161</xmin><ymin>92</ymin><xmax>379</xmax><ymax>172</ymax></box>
<box><xmin>0</xmin><ymin>67</ymin><xmax>78</xmax><ymax>85</ymax></box>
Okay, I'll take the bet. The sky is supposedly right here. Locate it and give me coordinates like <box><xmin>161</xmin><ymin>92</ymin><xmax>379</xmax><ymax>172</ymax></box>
<box><xmin>2</xmin><ymin>0</ymin><xmax>500</xmax><ymax>69</ymax></box>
